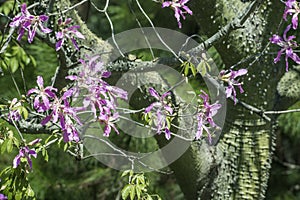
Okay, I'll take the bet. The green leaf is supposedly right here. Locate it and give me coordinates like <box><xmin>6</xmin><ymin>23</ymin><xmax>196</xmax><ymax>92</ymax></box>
<box><xmin>25</xmin><ymin>57</ymin><xmax>31</xmax><ymax>65</ymax></box>
<box><xmin>29</xmin><ymin>55</ymin><xmax>36</xmax><ymax>67</ymax></box>
<box><xmin>26</xmin><ymin>186</ymin><xmax>35</xmax><ymax>197</ymax></box>
<box><xmin>146</xmin><ymin>194</ymin><xmax>153</xmax><ymax>200</ymax></box>
<box><xmin>42</xmin><ymin>147</ymin><xmax>46</xmax><ymax>156</ymax></box>
<box><xmin>122</xmin><ymin>170</ymin><xmax>131</xmax><ymax>177</ymax></box>
<box><xmin>130</xmin><ymin>185</ymin><xmax>136</xmax><ymax>200</ymax></box>
<box><xmin>20</xmin><ymin>107</ymin><xmax>28</xmax><ymax>120</ymax></box>
<box><xmin>6</xmin><ymin>138</ymin><xmax>13</xmax><ymax>153</ymax></box>
<box><xmin>135</xmin><ymin>185</ymin><xmax>142</xmax><ymax>199</ymax></box>
<box><xmin>0</xmin><ymin>104</ymin><xmax>7</xmax><ymax>109</ymax></box>
<box><xmin>184</xmin><ymin>63</ymin><xmax>189</xmax><ymax>76</ymax></box>
<box><xmin>197</xmin><ymin>61</ymin><xmax>206</xmax><ymax>76</ymax></box>
<box><xmin>15</xmin><ymin>192</ymin><xmax>22</xmax><ymax>200</ymax></box>
<box><xmin>2</xmin><ymin>57</ymin><xmax>10</xmax><ymax>70</ymax></box>
<box><xmin>3</xmin><ymin>6</ymin><xmax>10</xmax><ymax>15</ymax></box>
<box><xmin>12</xmin><ymin>136</ymin><xmax>20</xmax><ymax>148</ymax></box>
<box><xmin>1</xmin><ymin>139</ymin><xmax>8</xmax><ymax>154</ymax></box>
<box><xmin>121</xmin><ymin>184</ymin><xmax>132</xmax><ymax>200</ymax></box>
<box><xmin>136</xmin><ymin>175</ymin><xmax>145</xmax><ymax>185</ymax></box>
<box><xmin>10</xmin><ymin>58</ymin><xmax>19</xmax><ymax>73</ymax></box>
<box><xmin>190</xmin><ymin>63</ymin><xmax>197</xmax><ymax>77</ymax></box>
<box><xmin>166</xmin><ymin>117</ymin><xmax>171</xmax><ymax>129</ymax></box>
<box><xmin>63</xmin><ymin>143</ymin><xmax>68</xmax><ymax>151</ymax></box>
<box><xmin>205</xmin><ymin>62</ymin><xmax>211</xmax><ymax>72</ymax></box>
<box><xmin>44</xmin><ymin>150</ymin><xmax>49</xmax><ymax>162</ymax></box>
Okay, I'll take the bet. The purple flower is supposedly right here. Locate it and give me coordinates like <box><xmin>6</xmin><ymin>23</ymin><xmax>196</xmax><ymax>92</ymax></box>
<box><xmin>9</xmin><ymin>3</ymin><xmax>51</xmax><ymax>43</ymax></box>
<box><xmin>64</xmin><ymin>55</ymin><xmax>128</xmax><ymax>140</ymax></box>
<box><xmin>13</xmin><ymin>146</ymin><xmax>37</xmax><ymax>169</ymax></box>
<box><xmin>196</xmin><ymin>91</ymin><xmax>221</xmax><ymax>143</ymax></box>
<box><xmin>162</xmin><ymin>0</ymin><xmax>193</xmax><ymax>28</ymax></box>
<box><xmin>8</xmin><ymin>98</ymin><xmax>21</xmax><ymax>122</ymax></box>
<box><xmin>28</xmin><ymin>138</ymin><xmax>42</xmax><ymax>146</ymax></box>
<box><xmin>55</xmin><ymin>18</ymin><xmax>85</xmax><ymax>51</ymax></box>
<box><xmin>283</xmin><ymin>0</ymin><xmax>300</xmax><ymax>29</ymax></box>
<box><xmin>41</xmin><ymin>90</ymin><xmax>82</xmax><ymax>143</ymax></box>
<box><xmin>0</xmin><ymin>194</ymin><xmax>8</xmax><ymax>200</ymax></box>
<box><xmin>219</xmin><ymin>68</ymin><xmax>248</xmax><ymax>104</ymax></box>
<box><xmin>13</xmin><ymin>139</ymin><xmax>41</xmax><ymax>169</ymax></box>
<box><xmin>270</xmin><ymin>25</ymin><xmax>300</xmax><ymax>71</ymax></box>
<box><xmin>61</xmin><ymin>115</ymin><xmax>80</xmax><ymax>142</ymax></box>
<box><xmin>145</xmin><ymin>88</ymin><xmax>173</xmax><ymax>114</ymax></box>
<box><xmin>27</xmin><ymin>76</ymin><xmax>58</xmax><ymax>112</ymax></box>
<box><xmin>66</xmin><ymin>55</ymin><xmax>127</xmax><ymax>119</ymax></box>
<box><xmin>99</xmin><ymin>112</ymin><xmax>120</xmax><ymax>137</ymax></box>
<box><xmin>145</xmin><ymin>88</ymin><xmax>173</xmax><ymax>140</ymax></box>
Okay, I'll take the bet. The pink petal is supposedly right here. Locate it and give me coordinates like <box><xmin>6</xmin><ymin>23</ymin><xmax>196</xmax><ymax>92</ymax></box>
<box><xmin>13</xmin><ymin>154</ymin><xmax>21</xmax><ymax>168</ymax></box>
<box><xmin>55</xmin><ymin>39</ymin><xmax>64</xmax><ymax>51</ymax></box>
<box><xmin>292</xmin><ymin>13</ymin><xmax>298</xmax><ymax>29</ymax></box>
<box><xmin>182</xmin><ymin>5</ymin><xmax>193</xmax><ymax>15</ymax></box>
<box><xmin>165</xmin><ymin>128</ymin><xmax>171</xmax><ymax>140</ymax></box>
<box><xmin>234</xmin><ymin>69</ymin><xmax>248</xmax><ymax>77</ymax></box>
<box><xmin>149</xmin><ymin>88</ymin><xmax>160</xmax><ymax>99</ymax></box>
<box><xmin>162</xmin><ymin>1</ymin><xmax>172</xmax><ymax>7</ymax></box>
<box><xmin>37</xmin><ymin>76</ymin><xmax>44</xmax><ymax>88</ymax></box>
<box><xmin>39</xmin><ymin>15</ymin><xmax>49</xmax><ymax>22</ymax></box>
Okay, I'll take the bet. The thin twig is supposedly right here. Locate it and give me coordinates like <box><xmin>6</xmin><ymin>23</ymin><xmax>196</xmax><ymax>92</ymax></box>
<box><xmin>48</xmin><ymin>0</ymin><xmax>89</xmax><ymax>16</ymax></box>
<box><xmin>128</xmin><ymin>0</ymin><xmax>155</xmax><ymax>59</ymax></box>
<box><xmin>274</xmin><ymin>156</ymin><xmax>300</xmax><ymax>170</ymax></box>
<box><xmin>264</xmin><ymin>109</ymin><xmax>300</xmax><ymax>115</ymax></box>
<box><xmin>135</xmin><ymin>0</ymin><xmax>183</xmax><ymax>62</ymax></box>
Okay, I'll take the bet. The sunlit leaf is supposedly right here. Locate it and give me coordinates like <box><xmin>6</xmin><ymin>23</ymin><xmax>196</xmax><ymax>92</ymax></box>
<box><xmin>26</xmin><ymin>185</ymin><xmax>35</xmax><ymax>197</ymax></box>
<box><xmin>1</xmin><ymin>139</ymin><xmax>8</xmax><ymax>154</ymax></box>
<box><xmin>19</xmin><ymin>107</ymin><xmax>28</xmax><ymax>120</ymax></box>
<box><xmin>6</xmin><ymin>138</ymin><xmax>13</xmax><ymax>153</ymax></box>
<box><xmin>121</xmin><ymin>184</ymin><xmax>132</xmax><ymax>200</ymax></box>
<box><xmin>130</xmin><ymin>185</ymin><xmax>135</xmax><ymax>200</ymax></box>
<box><xmin>9</xmin><ymin>58</ymin><xmax>19</xmax><ymax>73</ymax></box>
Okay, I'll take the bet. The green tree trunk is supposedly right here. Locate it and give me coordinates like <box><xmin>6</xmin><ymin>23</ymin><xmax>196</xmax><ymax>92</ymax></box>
<box><xmin>166</xmin><ymin>0</ymin><xmax>291</xmax><ymax>199</ymax></box>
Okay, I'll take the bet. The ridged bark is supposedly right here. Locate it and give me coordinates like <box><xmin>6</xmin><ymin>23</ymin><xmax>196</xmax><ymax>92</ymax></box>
<box><xmin>176</xmin><ymin>0</ymin><xmax>287</xmax><ymax>199</ymax></box>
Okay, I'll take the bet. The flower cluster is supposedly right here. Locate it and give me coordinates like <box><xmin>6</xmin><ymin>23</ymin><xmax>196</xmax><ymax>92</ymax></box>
<box><xmin>41</xmin><ymin>89</ymin><xmax>82</xmax><ymax>142</ymax></box>
<box><xmin>10</xmin><ymin>3</ymin><xmax>84</xmax><ymax>52</ymax></box>
<box><xmin>270</xmin><ymin>25</ymin><xmax>300</xmax><ymax>71</ymax></box>
<box><xmin>196</xmin><ymin>91</ymin><xmax>221</xmax><ymax>144</ymax></box>
<box><xmin>55</xmin><ymin>18</ymin><xmax>85</xmax><ymax>51</ymax></box>
<box><xmin>27</xmin><ymin>76</ymin><xmax>57</xmax><ymax>112</ymax></box>
<box><xmin>219</xmin><ymin>68</ymin><xmax>248</xmax><ymax>104</ymax></box>
<box><xmin>144</xmin><ymin>88</ymin><xmax>173</xmax><ymax>140</ymax></box>
<box><xmin>9</xmin><ymin>3</ymin><xmax>51</xmax><ymax>43</ymax></box>
<box><xmin>270</xmin><ymin>1</ymin><xmax>300</xmax><ymax>71</ymax></box>
<box><xmin>8</xmin><ymin>98</ymin><xmax>22</xmax><ymax>122</ymax></box>
<box><xmin>13</xmin><ymin>139</ymin><xmax>41</xmax><ymax>169</ymax></box>
<box><xmin>162</xmin><ymin>0</ymin><xmax>193</xmax><ymax>28</ymax></box>
<box><xmin>27</xmin><ymin>55</ymin><xmax>128</xmax><ymax>141</ymax></box>
<box><xmin>283</xmin><ymin>0</ymin><xmax>300</xmax><ymax>29</ymax></box>
<box><xmin>27</xmin><ymin>76</ymin><xmax>82</xmax><ymax>142</ymax></box>
<box><xmin>66</xmin><ymin>55</ymin><xmax>128</xmax><ymax>137</ymax></box>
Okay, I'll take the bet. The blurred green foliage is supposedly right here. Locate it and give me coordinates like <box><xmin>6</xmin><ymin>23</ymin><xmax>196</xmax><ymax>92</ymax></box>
<box><xmin>267</xmin><ymin>101</ymin><xmax>300</xmax><ymax>200</ymax></box>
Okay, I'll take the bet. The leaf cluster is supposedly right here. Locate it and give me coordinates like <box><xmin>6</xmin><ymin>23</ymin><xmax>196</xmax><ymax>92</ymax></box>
<box><xmin>121</xmin><ymin>170</ymin><xmax>162</xmax><ymax>200</ymax></box>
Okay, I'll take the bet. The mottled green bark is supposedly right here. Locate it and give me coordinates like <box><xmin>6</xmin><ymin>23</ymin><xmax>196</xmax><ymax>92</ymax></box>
<box><xmin>174</xmin><ymin>0</ymin><xmax>289</xmax><ymax>199</ymax></box>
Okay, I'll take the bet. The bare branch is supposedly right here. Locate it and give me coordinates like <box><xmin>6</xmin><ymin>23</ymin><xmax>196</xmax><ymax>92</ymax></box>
<box><xmin>264</xmin><ymin>109</ymin><xmax>300</xmax><ymax>115</ymax></box>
